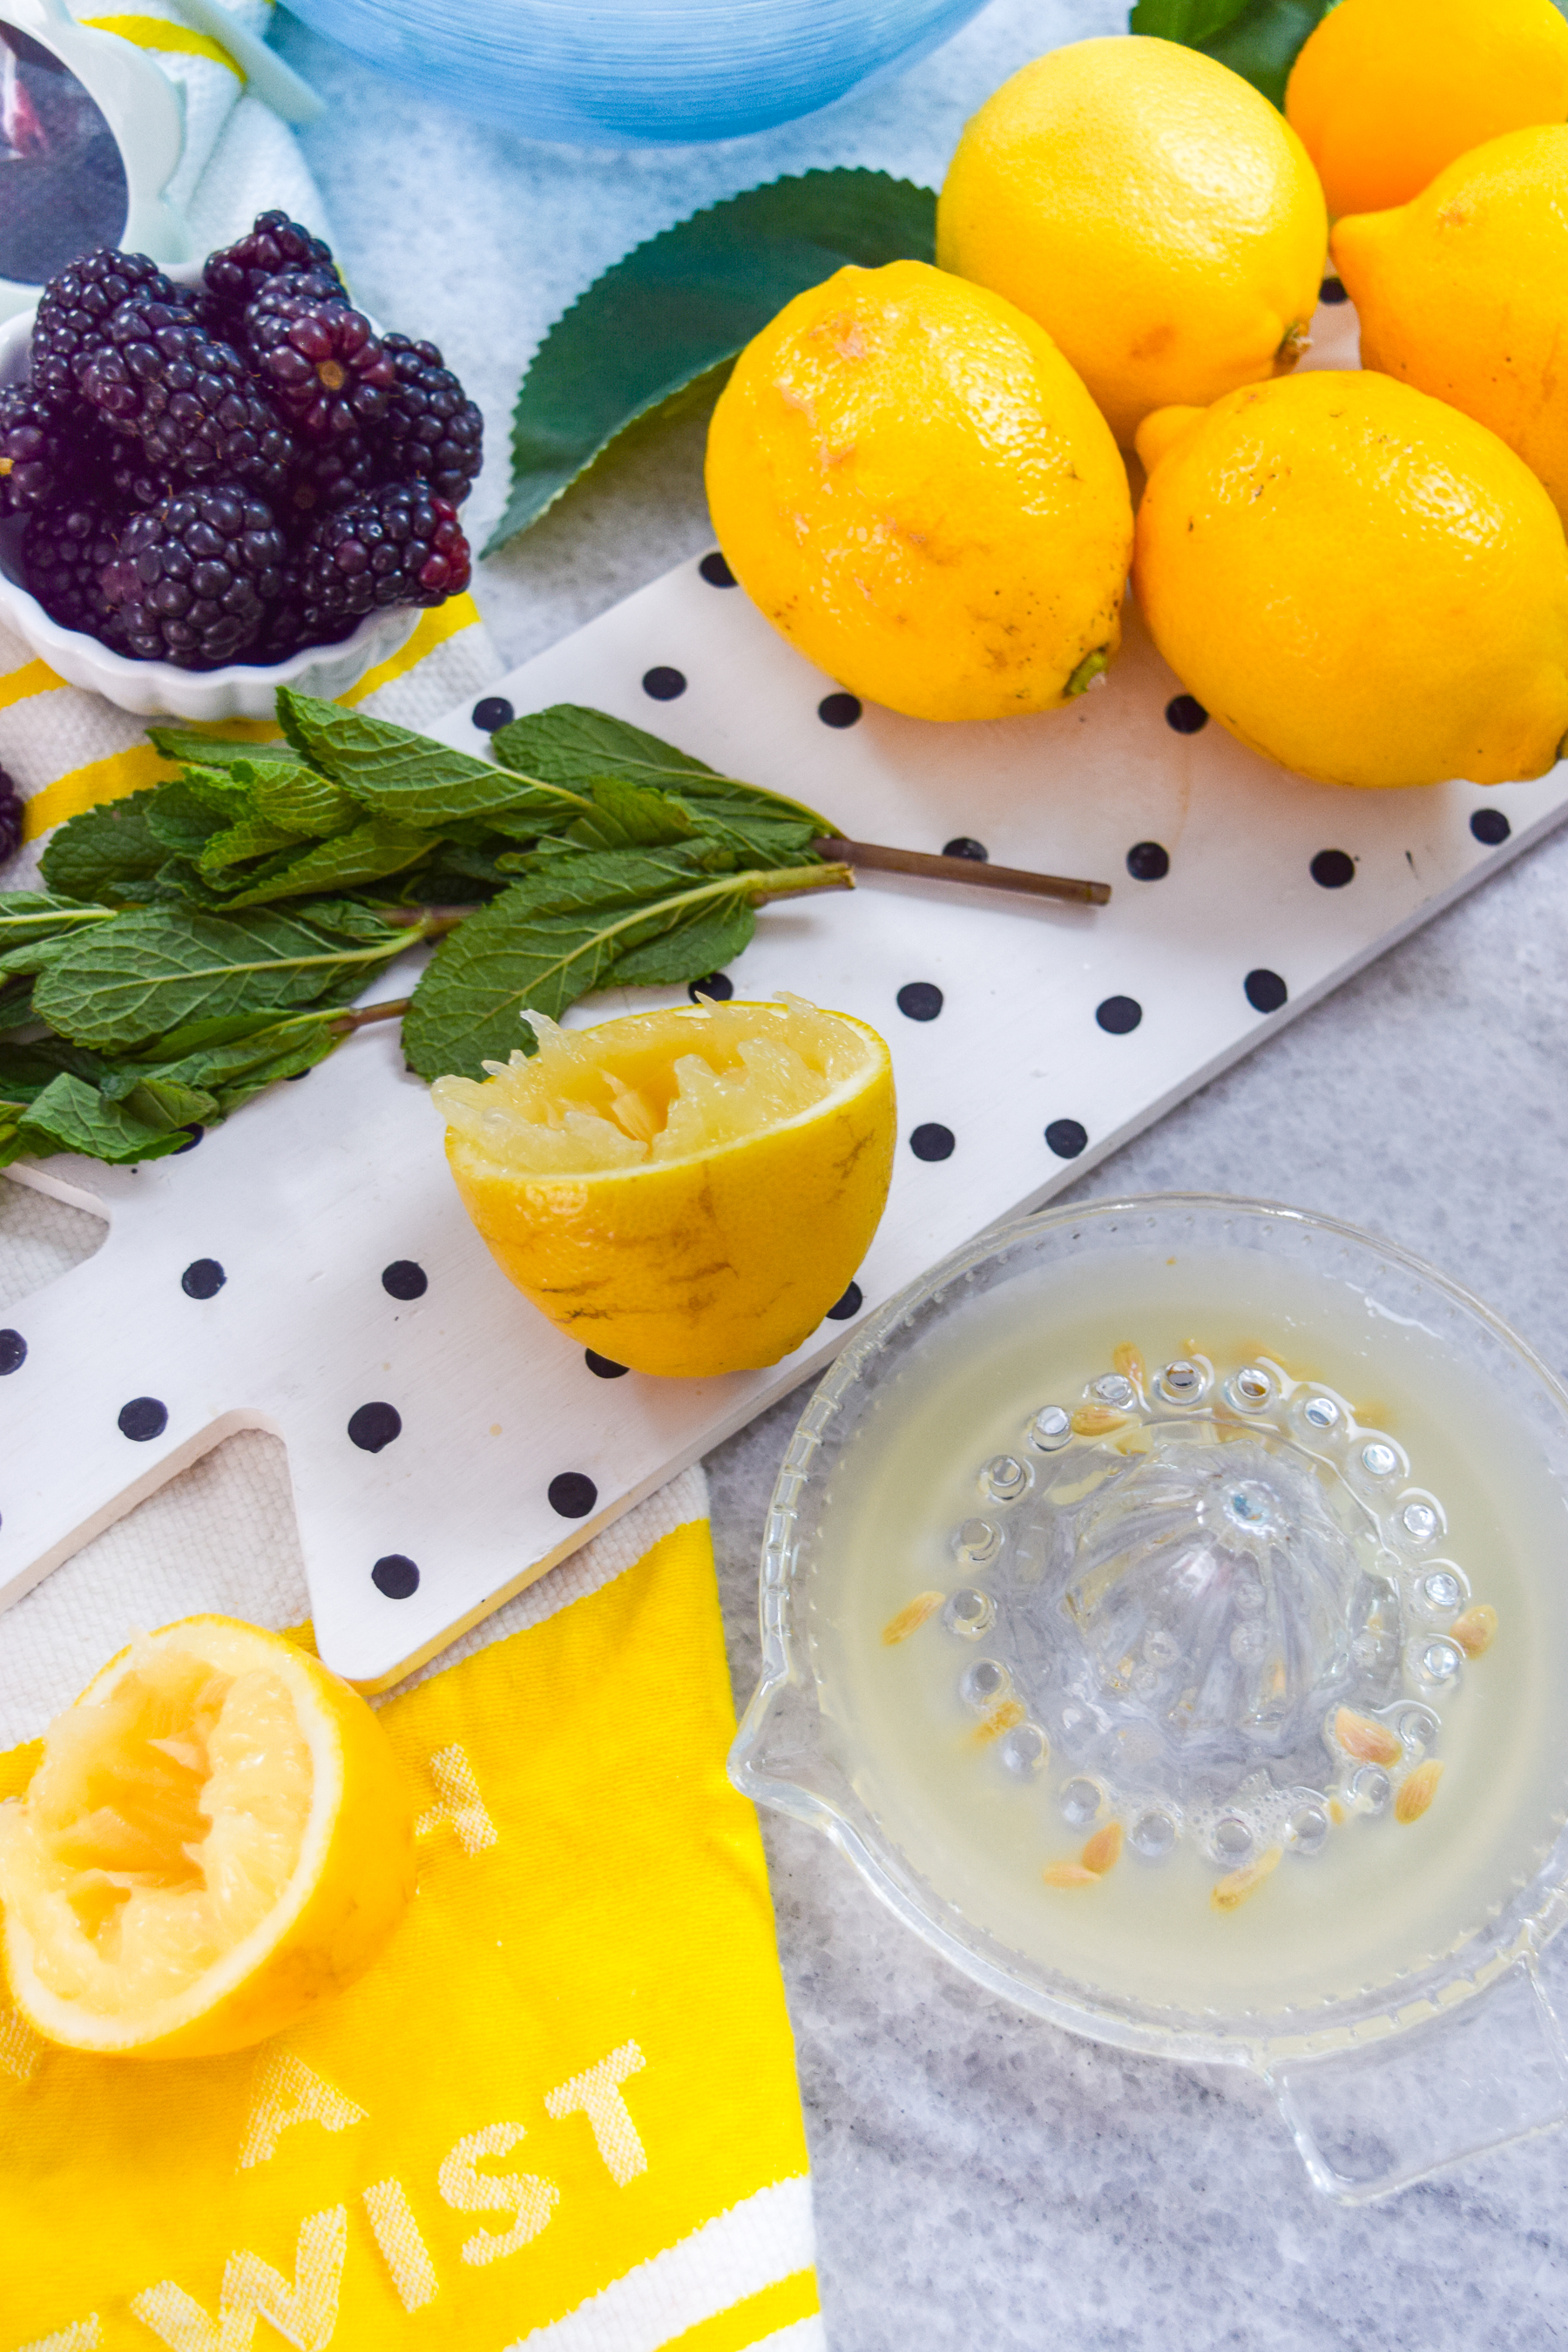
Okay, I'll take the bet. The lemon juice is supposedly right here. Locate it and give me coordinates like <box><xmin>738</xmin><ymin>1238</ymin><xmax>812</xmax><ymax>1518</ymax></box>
<box><xmin>805</xmin><ymin>1237</ymin><xmax>1568</xmax><ymax>2027</ymax></box>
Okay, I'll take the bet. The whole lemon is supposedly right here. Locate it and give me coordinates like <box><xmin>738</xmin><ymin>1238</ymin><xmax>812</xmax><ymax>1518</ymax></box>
<box><xmin>1132</xmin><ymin>372</ymin><xmax>1568</xmax><ymax>791</ymax></box>
<box><xmin>1333</xmin><ymin>127</ymin><xmax>1568</xmax><ymax>529</ymax></box>
<box><xmin>1287</xmin><ymin>0</ymin><xmax>1568</xmax><ymax>220</ymax></box>
<box><xmin>936</xmin><ymin>37</ymin><xmax>1327</xmax><ymax>448</ymax></box>
<box><xmin>705</xmin><ymin>260</ymin><xmax>1131</xmax><ymax>723</ymax></box>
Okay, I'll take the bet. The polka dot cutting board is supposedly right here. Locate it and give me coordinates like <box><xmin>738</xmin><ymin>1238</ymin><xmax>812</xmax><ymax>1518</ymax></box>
<box><xmin>5</xmin><ymin>537</ymin><xmax>1568</xmax><ymax>1689</ymax></box>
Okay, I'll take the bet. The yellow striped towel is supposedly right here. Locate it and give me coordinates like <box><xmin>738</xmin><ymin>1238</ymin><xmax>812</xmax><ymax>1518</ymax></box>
<box><xmin>0</xmin><ymin>1477</ymin><xmax>820</xmax><ymax>2350</ymax></box>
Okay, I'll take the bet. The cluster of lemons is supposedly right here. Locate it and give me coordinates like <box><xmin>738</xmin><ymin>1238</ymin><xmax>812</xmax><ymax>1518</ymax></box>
<box><xmin>708</xmin><ymin>0</ymin><xmax>1568</xmax><ymax>797</ymax></box>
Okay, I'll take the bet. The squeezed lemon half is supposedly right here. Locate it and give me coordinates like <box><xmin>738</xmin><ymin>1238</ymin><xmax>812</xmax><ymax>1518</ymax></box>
<box><xmin>435</xmin><ymin>997</ymin><xmax>896</xmax><ymax>1379</ymax></box>
<box><xmin>0</xmin><ymin>1618</ymin><xmax>416</xmax><ymax>2058</ymax></box>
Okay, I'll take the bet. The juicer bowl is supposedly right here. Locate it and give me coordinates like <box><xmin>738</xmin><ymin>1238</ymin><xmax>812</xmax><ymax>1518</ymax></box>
<box><xmin>730</xmin><ymin>1195</ymin><xmax>1568</xmax><ymax>2200</ymax></box>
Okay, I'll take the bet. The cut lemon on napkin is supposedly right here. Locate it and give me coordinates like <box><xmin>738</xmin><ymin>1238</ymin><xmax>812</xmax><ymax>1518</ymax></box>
<box><xmin>1132</xmin><ymin>371</ymin><xmax>1568</xmax><ymax>791</ymax></box>
<box><xmin>436</xmin><ymin>996</ymin><xmax>896</xmax><ymax>1378</ymax></box>
<box><xmin>0</xmin><ymin>1617</ymin><xmax>416</xmax><ymax>2058</ymax></box>
<box><xmin>704</xmin><ymin>256</ymin><xmax>1131</xmax><ymax>723</ymax></box>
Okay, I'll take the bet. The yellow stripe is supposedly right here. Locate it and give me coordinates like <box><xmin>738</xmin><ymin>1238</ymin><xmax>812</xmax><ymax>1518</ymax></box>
<box><xmin>342</xmin><ymin>593</ymin><xmax>482</xmax><ymax>706</ymax></box>
<box><xmin>0</xmin><ymin>656</ymin><xmax>65</xmax><ymax>711</ymax></box>
<box><xmin>21</xmin><ymin>743</ymin><xmax>167</xmax><ymax>843</ymax></box>
<box><xmin>662</xmin><ymin>2270</ymin><xmax>821</xmax><ymax>2352</ymax></box>
<box><xmin>82</xmin><ymin>14</ymin><xmax>242</xmax><ymax>73</ymax></box>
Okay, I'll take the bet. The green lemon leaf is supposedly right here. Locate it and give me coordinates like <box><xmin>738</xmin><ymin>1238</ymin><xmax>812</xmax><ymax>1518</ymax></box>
<box><xmin>1194</xmin><ymin>0</ymin><xmax>1330</xmax><ymax>105</ymax></box>
<box><xmin>486</xmin><ymin>167</ymin><xmax>937</xmax><ymax>558</ymax></box>
<box><xmin>1129</xmin><ymin>0</ymin><xmax>1258</xmax><ymax>42</ymax></box>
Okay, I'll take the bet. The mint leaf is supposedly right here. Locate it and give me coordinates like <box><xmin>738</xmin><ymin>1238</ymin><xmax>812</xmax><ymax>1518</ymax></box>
<box><xmin>34</xmin><ymin>905</ymin><xmax>411</xmax><ymax>1050</ymax></box>
<box><xmin>1130</xmin><ymin>0</ymin><xmax>1257</xmax><ymax>40</ymax></box>
<box><xmin>275</xmin><ymin>691</ymin><xmax>584</xmax><ymax>828</ymax></box>
<box><xmin>145</xmin><ymin>781</ymin><xmax>231</xmax><ymax>860</ymax></box>
<box><xmin>148</xmin><ymin>729</ymin><xmax>308</xmax><ymax>773</ymax></box>
<box><xmin>491</xmin><ymin>705</ymin><xmax>829</xmax><ymax>847</ymax></box>
<box><xmin>487</xmin><ymin>168</ymin><xmax>937</xmax><ymax>558</ymax></box>
<box><xmin>12</xmin><ymin>1071</ymin><xmax>193</xmax><ymax>1165</ymax></box>
<box><xmin>560</xmin><ymin>778</ymin><xmax>701</xmax><ymax>853</ymax></box>
<box><xmin>606</xmin><ymin>898</ymin><xmax>755</xmax><ymax>989</ymax></box>
<box><xmin>199</xmin><ymin>813</ymin><xmax>308</xmax><ymax>877</ymax></box>
<box><xmin>40</xmin><ymin>791</ymin><xmax>168</xmax><ymax>905</ymax></box>
<box><xmin>213</xmin><ymin>819</ymin><xmax>435</xmax><ymax>908</ymax></box>
<box><xmin>247</xmin><ymin>760</ymin><xmax>362</xmax><ymax>839</ymax></box>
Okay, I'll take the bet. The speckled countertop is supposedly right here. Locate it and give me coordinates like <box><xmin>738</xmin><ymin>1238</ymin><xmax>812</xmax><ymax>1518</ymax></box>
<box><xmin>22</xmin><ymin>0</ymin><xmax>1568</xmax><ymax>2335</ymax></box>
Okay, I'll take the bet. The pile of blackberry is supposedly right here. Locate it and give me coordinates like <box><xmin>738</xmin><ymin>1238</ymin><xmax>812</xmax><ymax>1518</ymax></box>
<box><xmin>4</xmin><ymin>215</ymin><xmax>480</xmax><ymax>671</ymax></box>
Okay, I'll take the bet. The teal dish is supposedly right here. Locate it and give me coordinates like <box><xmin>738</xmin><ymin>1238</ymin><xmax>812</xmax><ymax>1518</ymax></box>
<box><xmin>280</xmin><ymin>0</ymin><xmax>992</xmax><ymax>143</ymax></box>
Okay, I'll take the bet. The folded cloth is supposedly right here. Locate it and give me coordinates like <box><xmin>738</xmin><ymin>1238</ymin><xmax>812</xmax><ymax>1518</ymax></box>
<box><xmin>0</xmin><ymin>1476</ymin><xmax>821</xmax><ymax>2350</ymax></box>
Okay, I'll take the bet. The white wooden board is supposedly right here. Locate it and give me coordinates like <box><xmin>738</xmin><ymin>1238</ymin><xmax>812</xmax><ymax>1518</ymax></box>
<box><xmin>4</xmin><ymin>524</ymin><xmax>1567</xmax><ymax>1686</ymax></box>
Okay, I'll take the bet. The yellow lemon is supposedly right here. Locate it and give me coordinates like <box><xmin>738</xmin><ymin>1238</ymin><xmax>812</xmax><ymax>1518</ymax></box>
<box><xmin>436</xmin><ymin>996</ymin><xmax>895</xmax><ymax>1378</ymax></box>
<box><xmin>1286</xmin><ymin>0</ymin><xmax>1568</xmax><ymax>220</ymax></box>
<box><xmin>936</xmin><ymin>37</ymin><xmax>1327</xmax><ymax>448</ymax></box>
<box><xmin>1132</xmin><ymin>371</ymin><xmax>1568</xmax><ymax>790</ymax></box>
<box><xmin>0</xmin><ymin>1617</ymin><xmax>416</xmax><ymax>2058</ymax></box>
<box><xmin>704</xmin><ymin>258</ymin><xmax>1131</xmax><ymax>723</ymax></box>
<box><xmin>1333</xmin><ymin>126</ymin><xmax>1568</xmax><ymax>529</ymax></box>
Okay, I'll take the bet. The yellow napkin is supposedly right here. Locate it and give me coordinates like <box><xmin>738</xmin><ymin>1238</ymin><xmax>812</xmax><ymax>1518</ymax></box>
<box><xmin>0</xmin><ymin>1510</ymin><xmax>819</xmax><ymax>2350</ymax></box>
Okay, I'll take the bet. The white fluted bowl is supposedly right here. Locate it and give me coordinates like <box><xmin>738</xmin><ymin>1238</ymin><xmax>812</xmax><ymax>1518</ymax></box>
<box><xmin>0</xmin><ymin>269</ymin><xmax>417</xmax><ymax>721</ymax></box>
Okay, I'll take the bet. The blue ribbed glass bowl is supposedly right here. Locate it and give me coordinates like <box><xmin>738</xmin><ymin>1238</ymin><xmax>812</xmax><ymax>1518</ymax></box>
<box><xmin>282</xmin><ymin>0</ymin><xmax>992</xmax><ymax>144</ymax></box>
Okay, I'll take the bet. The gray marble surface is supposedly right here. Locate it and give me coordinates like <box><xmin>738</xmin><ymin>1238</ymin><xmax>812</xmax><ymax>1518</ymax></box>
<box><xmin>23</xmin><ymin>0</ymin><xmax>1568</xmax><ymax>2337</ymax></box>
<box><xmin>272</xmin><ymin>1</ymin><xmax>1568</xmax><ymax>2339</ymax></box>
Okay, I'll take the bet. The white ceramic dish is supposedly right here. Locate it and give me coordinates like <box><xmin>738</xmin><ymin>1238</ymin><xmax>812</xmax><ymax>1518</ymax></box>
<box><xmin>0</xmin><ymin>264</ymin><xmax>417</xmax><ymax>720</ymax></box>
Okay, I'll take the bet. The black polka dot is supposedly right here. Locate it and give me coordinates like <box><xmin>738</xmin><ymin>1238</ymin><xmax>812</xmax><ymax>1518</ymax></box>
<box><xmin>173</xmin><ymin>1125</ymin><xmax>204</xmax><ymax>1152</ymax></box>
<box><xmin>549</xmin><ymin>1471</ymin><xmax>598</xmax><ymax>1518</ymax></box>
<box><xmin>1096</xmin><ymin>995</ymin><xmax>1143</xmax><ymax>1035</ymax></box>
<box><xmin>943</xmin><ymin>836</ymin><xmax>988</xmax><ymax>862</ymax></box>
<box><xmin>372</xmin><ymin>1553</ymin><xmax>420</xmax><ymax>1598</ymax></box>
<box><xmin>818</xmin><ymin>692</ymin><xmax>862</xmax><ymax>729</ymax></box>
<box><xmin>382</xmin><ymin>1260</ymin><xmax>429</xmax><ymax>1301</ymax></box>
<box><xmin>896</xmin><ymin>982</ymin><xmax>943</xmax><ymax>1022</ymax></box>
<box><xmin>1165</xmin><ymin>694</ymin><xmax>1208</xmax><ymax>735</ymax></box>
<box><xmin>910</xmin><ymin>1123</ymin><xmax>955</xmax><ymax>1162</ymax></box>
<box><xmin>1311</xmin><ymin>848</ymin><xmax>1355</xmax><ymax>889</ymax></box>
<box><xmin>118</xmin><ymin>1396</ymin><xmax>167</xmax><ymax>1442</ymax></box>
<box><xmin>284</xmin><ymin>1068</ymin><xmax>311</xmax><ymax>1081</ymax></box>
<box><xmin>1471</xmin><ymin>808</ymin><xmax>1511</xmax><ymax>846</ymax></box>
<box><xmin>689</xmin><ymin>971</ymin><xmax>733</xmax><ymax>1004</ymax></box>
<box><xmin>585</xmin><ymin>1350</ymin><xmax>629</xmax><ymax>1379</ymax></box>
<box><xmin>699</xmin><ymin>551</ymin><xmax>735</xmax><ymax>587</ymax></box>
<box><xmin>1245</xmin><ymin>968</ymin><xmax>1288</xmax><ymax>1013</ymax></box>
<box><xmin>348</xmin><ymin>1402</ymin><xmax>402</xmax><ymax>1452</ymax></box>
<box><xmin>825</xmin><ymin>1282</ymin><xmax>862</xmax><ymax>1321</ymax></box>
<box><xmin>1320</xmin><ymin>275</ymin><xmax>1348</xmax><ymax>306</ymax></box>
<box><xmin>1045</xmin><ymin>1119</ymin><xmax>1088</xmax><ymax>1159</ymax></box>
<box><xmin>1125</xmin><ymin>841</ymin><xmax>1169</xmax><ymax>882</ymax></box>
<box><xmin>180</xmin><ymin>1258</ymin><xmax>225</xmax><ymax>1300</ymax></box>
<box><xmin>473</xmin><ymin>696</ymin><xmax>514</xmax><ymax>733</ymax></box>
<box><xmin>0</xmin><ymin>1328</ymin><xmax>25</xmax><ymax>1375</ymax></box>
<box><xmin>642</xmin><ymin>666</ymin><xmax>686</xmax><ymax>701</ymax></box>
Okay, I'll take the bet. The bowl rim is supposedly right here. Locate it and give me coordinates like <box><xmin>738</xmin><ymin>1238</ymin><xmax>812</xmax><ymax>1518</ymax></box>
<box><xmin>731</xmin><ymin>1188</ymin><xmax>1568</xmax><ymax>2072</ymax></box>
<box><xmin>0</xmin><ymin>264</ymin><xmax>412</xmax><ymax>706</ymax></box>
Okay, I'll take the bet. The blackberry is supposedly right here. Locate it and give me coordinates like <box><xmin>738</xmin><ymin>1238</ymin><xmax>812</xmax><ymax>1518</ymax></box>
<box><xmin>0</xmin><ymin>387</ymin><xmax>87</xmax><ymax>516</ymax></box>
<box><xmin>24</xmin><ymin>495</ymin><xmax>128</xmax><ymax>643</ymax></box>
<box><xmin>98</xmin><ymin>483</ymin><xmax>287</xmax><ymax>669</ymax></box>
<box><xmin>285</xmin><ymin>429</ymin><xmax>375</xmax><ymax>521</ymax></box>
<box><xmin>296</xmin><ymin>482</ymin><xmax>470</xmax><ymax>632</ymax></box>
<box><xmin>30</xmin><ymin>249</ymin><xmax>196</xmax><ymax>408</ymax></box>
<box><xmin>375</xmin><ymin>335</ymin><xmax>483</xmax><ymax>505</ymax></box>
<box><xmin>204</xmin><ymin>213</ymin><xmax>344</xmax><ymax>328</ymax></box>
<box><xmin>78</xmin><ymin>301</ymin><xmax>294</xmax><ymax>501</ymax></box>
<box><xmin>0</xmin><ymin>764</ymin><xmax>22</xmax><ymax>864</ymax></box>
<box><xmin>247</xmin><ymin>295</ymin><xmax>395</xmax><ymax>443</ymax></box>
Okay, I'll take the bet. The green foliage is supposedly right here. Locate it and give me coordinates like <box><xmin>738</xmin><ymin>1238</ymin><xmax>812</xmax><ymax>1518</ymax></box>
<box><xmin>486</xmin><ymin>168</ymin><xmax>938</xmax><ymax>558</ymax></box>
<box><xmin>1130</xmin><ymin>0</ymin><xmax>1332</xmax><ymax>105</ymax></box>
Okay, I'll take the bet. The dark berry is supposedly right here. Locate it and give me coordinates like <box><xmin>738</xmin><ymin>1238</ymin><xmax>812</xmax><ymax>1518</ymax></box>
<box><xmin>204</xmin><ymin>213</ymin><xmax>343</xmax><ymax>327</ymax></box>
<box><xmin>24</xmin><ymin>496</ymin><xmax>128</xmax><ymax>643</ymax></box>
<box><xmin>374</xmin><ymin>335</ymin><xmax>483</xmax><ymax>505</ymax></box>
<box><xmin>78</xmin><ymin>301</ymin><xmax>294</xmax><ymax>501</ymax></box>
<box><xmin>0</xmin><ymin>765</ymin><xmax>22</xmax><ymax>863</ymax></box>
<box><xmin>98</xmin><ymin>483</ymin><xmax>287</xmax><ymax>669</ymax></box>
<box><xmin>295</xmin><ymin>481</ymin><xmax>470</xmax><ymax>631</ymax></box>
<box><xmin>30</xmin><ymin>249</ymin><xmax>196</xmax><ymax>408</ymax></box>
<box><xmin>0</xmin><ymin>387</ymin><xmax>87</xmax><ymax>516</ymax></box>
<box><xmin>247</xmin><ymin>297</ymin><xmax>395</xmax><ymax>443</ymax></box>
<box><xmin>284</xmin><ymin>429</ymin><xmax>375</xmax><ymax>521</ymax></box>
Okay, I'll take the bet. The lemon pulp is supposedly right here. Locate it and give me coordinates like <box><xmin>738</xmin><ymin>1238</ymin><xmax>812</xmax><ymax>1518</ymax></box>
<box><xmin>0</xmin><ymin>1636</ymin><xmax>309</xmax><ymax>2016</ymax></box>
<box><xmin>433</xmin><ymin>998</ymin><xmax>868</xmax><ymax>1176</ymax></box>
